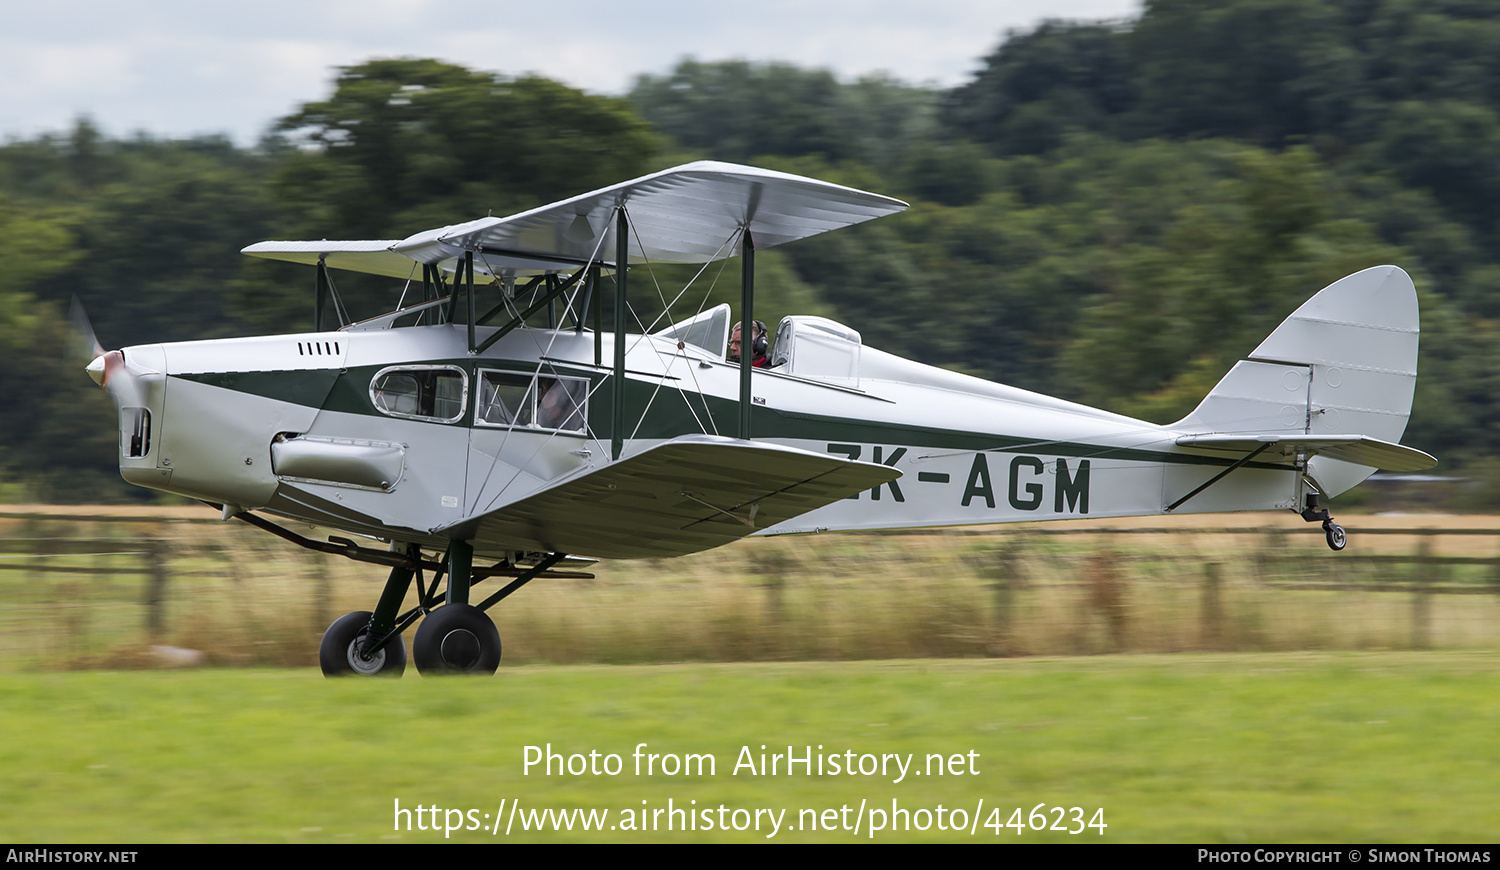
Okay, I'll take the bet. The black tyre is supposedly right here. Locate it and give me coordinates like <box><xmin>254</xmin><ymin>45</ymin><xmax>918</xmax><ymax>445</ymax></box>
<box><xmin>319</xmin><ymin>611</ymin><xmax>407</xmax><ymax>677</ymax></box>
<box><xmin>413</xmin><ymin>604</ymin><xmax>502</xmax><ymax>676</ymax></box>
<box><xmin>1325</xmin><ymin>522</ymin><xmax>1347</xmax><ymax>551</ymax></box>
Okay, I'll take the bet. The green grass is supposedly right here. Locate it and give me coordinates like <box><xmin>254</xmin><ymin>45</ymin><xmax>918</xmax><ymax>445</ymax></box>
<box><xmin>1</xmin><ymin>653</ymin><xmax>1496</xmax><ymax>842</ymax></box>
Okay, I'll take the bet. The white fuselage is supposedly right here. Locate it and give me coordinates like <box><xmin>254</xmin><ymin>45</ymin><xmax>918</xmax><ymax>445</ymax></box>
<box><xmin>112</xmin><ymin>320</ymin><xmax>1298</xmax><ymax>556</ymax></box>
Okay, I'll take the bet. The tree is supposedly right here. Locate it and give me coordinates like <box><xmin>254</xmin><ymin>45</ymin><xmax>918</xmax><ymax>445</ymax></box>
<box><xmin>631</xmin><ymin>60</ymin><xmax>938</xmax><ymax>171</ymax></box>
<box><xmin>51</xmin><ymin>150</ymin><xmax>277</xmax><ymax>348</ymax></box>
<box><xmin>1058</xmin><ymin>145</ymin><xmax>1403</xmax><ymax>421</ymax></box>
<box><xmin>0</xmin><ymin>195</ymin><xmax>124</xmax><ymax>501</ymax></box>
<box><xmin>1375</xmin><ymin>100</ymin><xmax>1500</xmax><ymax>234</ymax></box>
<box><xmin>1130</xmin><ymin>0</ymin><xmax>1362</xmax><ymax>145</ymax></box>
<box><xmin>274</xmin><ymin>59</ymin><xmax>659</xmax><ymax>241</ymax></box>
<box><xmin>943</xmin><ymin>20</ymin><xmax>1136</xmax><ymax>154</ymax></box>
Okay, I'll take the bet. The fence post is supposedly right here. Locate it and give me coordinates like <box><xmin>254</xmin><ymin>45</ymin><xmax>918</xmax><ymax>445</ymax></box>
<box><xmin>1086</xmin><ymin>548</ymin><xmax>1127</xmax><ymax>653</ymax></box>
<box><xmin>144</xmin><ymin>539</ymin><xmax>168</xmax><ymax>639</ymax></box>
<box><xmin>314</xmin><ymin>555</ymin><xmax>330</xmax><ymax>633</ymax></box>
<box><xmin>1201</xmin><ymin>561</ymin><xmax>1225</xmax><ymax>649</ymax></box>
<box><xmin>1412</xmin><ymin>536</ymin><xmax>1432</xmax><ymax>649</ymax></box>
<box><xmin>1491</xmin><ymin>548</ymin><xmax>1500</xmax><ymax>612</ymax></box>
<box><xmin>1255</xmin><ymin>530</ymin><xmax>1280</xmax><ymax>583</ymax></box>
<box><xmin>34</xmin><ymin>535</ymin><xmax>55</xmax><ymax>596</ymax></box>
<box><xmin>985</xmin><ymin>537</ymin><xmax>1027</xmax><ymax>655</ymax></box>
<box><xmin>750</xmin><ymin>546</ymin><xmax>798</xmax><ymax>630</ymax></box>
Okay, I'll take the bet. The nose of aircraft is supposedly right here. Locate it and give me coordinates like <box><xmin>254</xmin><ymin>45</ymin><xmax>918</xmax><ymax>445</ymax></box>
<box><xmin>85</xmin><ymin>349</ymin><xmax>127</xmax><ymax>390</ymax></box>
<box><xmin>84</xmin><ymin>349</ymin><xmax>144</xmax><ymax>411</ymax></box>
<box><xmin>74</xmin><ymin>299</ymin><xmax>124</xmax><ymax>392</ymax></box>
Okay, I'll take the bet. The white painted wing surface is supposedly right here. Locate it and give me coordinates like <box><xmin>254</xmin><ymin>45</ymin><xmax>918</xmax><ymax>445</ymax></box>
<box><xmin>242</xmin><ymin>161</ymin><xmax>909</xmax><ymax>279</ymax></box>
<box><xmin>241</xmin><ymin>236</ymin><xmax>584</xmax><ymax>278</ymax></box>
<box><xmin>435</xmin><ymin>435</ymin><xmax>901</xmax><ymax>560</ymax></box>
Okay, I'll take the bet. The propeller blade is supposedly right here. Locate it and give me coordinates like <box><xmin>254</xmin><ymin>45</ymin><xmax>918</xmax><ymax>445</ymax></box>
<box><xmin>69</xmin><ymin>296</ymin><xmax>105</xmax><ymax>362</ymax></box>
<box><xmin>73</xmin><ymin>299</ymin><xmax>144</xmax><ymax>409</ymax></box>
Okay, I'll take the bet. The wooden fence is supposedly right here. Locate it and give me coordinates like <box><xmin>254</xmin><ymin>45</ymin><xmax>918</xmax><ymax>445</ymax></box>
<box><xmin>2</xmin><ymin>510</ymin><xmax>1498</xmax><ymax>666</ymax></box>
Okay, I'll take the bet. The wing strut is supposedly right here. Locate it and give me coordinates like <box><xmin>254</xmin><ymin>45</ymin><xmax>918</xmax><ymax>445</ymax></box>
<box><xmin>740</xmin><ymin>228</ymin><xmax>755</xmax><ymax>439</ymax></box>
<box><xmin>612</xmin><ymin>207</ymin><xmax>628</xmax><ymax>460</ymax></box>
<box><xmin>465</xmin><ymin>250</ymin><xmax>476</xmax><ymax>353</ymax></box>
<box><xmin>314</xmin><ymin>257</ymin><xmax>351</xmax><ymax>331</ymax></box>
<box><xmin>473</xmin><ymin>267</ymin><xmax>586</xmax><ymax>354</ymax></box>
<box><xmin>475</xmin><ymin>553</ymin><xmax>566</xmax><ymax>612</ymax></box>
<box><xmin>1164</xmin><ymin>443</ymin><xmax>1273</xmax><ymax>513</ymax></box>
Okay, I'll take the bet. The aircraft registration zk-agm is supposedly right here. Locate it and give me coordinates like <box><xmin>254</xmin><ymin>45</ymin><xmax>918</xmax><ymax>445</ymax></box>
<box><xmin>83</xmin><ymin>161</ymin><xmax>1436</xmax><ymax>677</ymax></box>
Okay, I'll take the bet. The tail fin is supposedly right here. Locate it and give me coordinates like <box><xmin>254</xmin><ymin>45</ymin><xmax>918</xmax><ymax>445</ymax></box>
<box><xmin>1174</xmin><ymin>265</ymin><xmax>1421</xmax><ymax>497</ymax></box>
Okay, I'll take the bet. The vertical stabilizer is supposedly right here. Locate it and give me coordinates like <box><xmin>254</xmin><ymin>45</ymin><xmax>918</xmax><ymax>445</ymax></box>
<box><xmin>1174</xmin><ymin>266</ymin><xmax>1420</xmax><ymax>497</ymax></box>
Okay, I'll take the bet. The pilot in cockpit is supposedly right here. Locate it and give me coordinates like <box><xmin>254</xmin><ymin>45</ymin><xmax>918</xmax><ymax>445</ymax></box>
<box><xmin>728</xmin><ymin>320</ymin><xmax>769</xmax><ymax>368</ymax></box>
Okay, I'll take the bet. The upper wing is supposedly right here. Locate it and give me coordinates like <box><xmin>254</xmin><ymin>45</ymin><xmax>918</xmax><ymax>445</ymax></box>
<box><xmin>436</xmin><ymin>436</ymin><xmax>901</xmax><ymax>560</ymax></box>
<box><xmin>1175</xmin><ymin>433</ymin><xmax>1437</xmax><ymax>472</ymax></box>
<box><xmin>243</xmin><ymin>160</ymin><xmax>908</xmax><ymax>279</ymax></box>
<box><xmin>236</xmin><ymin>239</ymin><xmax>416</xmax><ymax>280</ymax></box>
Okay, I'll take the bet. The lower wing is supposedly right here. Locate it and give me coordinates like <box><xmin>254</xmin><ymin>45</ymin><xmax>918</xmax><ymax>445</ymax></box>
<box><xmin>435</xmin><ymin>435</ymin><xmax>900</xmax><ymax>559</ymax></box>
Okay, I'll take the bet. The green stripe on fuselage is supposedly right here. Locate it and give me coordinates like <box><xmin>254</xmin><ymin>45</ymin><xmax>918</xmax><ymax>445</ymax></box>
<box><xmin>176</xmin><ymin>365</ymin><xmax>1284</xmax><ymax>471</ymax></box>
<box><xmin>609</xmin><ymin>382</ymin><xmax>1286</xmax><ymax>470</ymax></box>
<box><xmin>173</xmin><ymin>370</ymin><xmax>341</xmax><ymax>409</ymax></box>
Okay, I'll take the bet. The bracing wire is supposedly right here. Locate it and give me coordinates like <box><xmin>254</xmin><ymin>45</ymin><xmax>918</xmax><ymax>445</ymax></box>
<box><xmin>466</xmin><ymin>208</ymin><xmax>618</xmax><ymax>514</ymax></box>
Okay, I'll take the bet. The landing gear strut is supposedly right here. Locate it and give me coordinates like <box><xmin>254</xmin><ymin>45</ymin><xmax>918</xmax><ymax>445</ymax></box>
<box><xmin>269</xmin><ymin>529</ymin><xmax>581</xmax><ymax>677</ymax></box>
<box><xmin>1301</xmin><ymin>493</ymin><xmax>1346</xmax><ymax>551</ymax></box>
<box><xmin>226</xmin><ymin>509</ymin><xmax>587</xmax><ymax>678</ymax></box>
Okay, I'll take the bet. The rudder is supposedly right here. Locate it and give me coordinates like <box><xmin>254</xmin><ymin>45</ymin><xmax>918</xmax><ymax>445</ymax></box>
<box><xmin>1174</xmin><ymin>266</ymin><xmax>1420</xmax><ymax>496</ymax></box>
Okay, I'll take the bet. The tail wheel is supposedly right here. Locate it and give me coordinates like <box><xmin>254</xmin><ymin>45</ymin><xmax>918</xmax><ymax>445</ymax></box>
<box><xmin>1324</xmin><ymin>522</ymin><xmax>1347</xmax><ymax>551</ymax></box>
<box><xmin>413</xmin><ymin>604</ymin><xmax>502</xmax><ymax>676</ymax></box>
<box><xmin>320</xmin><ymin>611</ymin><xmax>407</xmax><ymax>677</ymax></box>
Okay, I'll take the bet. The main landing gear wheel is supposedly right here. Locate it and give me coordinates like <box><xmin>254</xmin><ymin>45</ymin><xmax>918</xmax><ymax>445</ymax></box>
<box><xmin>1323</xmin><ymin>521</ymin><xmax>1347</xmax><ymax>552</ymax></box>
<box><xmin>320</xmin><ymin>611</ymin><xmax>407</xmax><ymax>677</ymax></box>
<box><xmin>413</xmin><ymin>604</ymin><xmax>502</xmax><ymax>676</ymax></box>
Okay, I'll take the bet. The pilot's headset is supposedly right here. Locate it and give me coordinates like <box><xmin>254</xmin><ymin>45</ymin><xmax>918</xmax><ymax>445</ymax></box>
<box><xmin>751</xmin><ymin>320</ymin><xmax>768</xmax><ymax>357</ymax></box>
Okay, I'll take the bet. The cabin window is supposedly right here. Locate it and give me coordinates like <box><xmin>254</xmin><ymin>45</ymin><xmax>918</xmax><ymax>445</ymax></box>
<box><xmin>476</xmin><ymin>372</ymin><xmax>535</xmax><ymax>427</ymax></box>
<box><xmin>652</xmin><ymin>303</ymin><xmax>731</xmax><ymax>357</ymax></box>
<box><xmin>476</xmin><ymin>371</ymin><xmax>588</xmax><ymax>433</ymax></box>
<box><xmin>769</xmin><ymin>315</ymin><xmax>861</xmax><ymax>384</ymax></box>
<box><xmin>369</xmin><ymin>366</ymin><xmax>468</xmax><ymax>423</ymax></box>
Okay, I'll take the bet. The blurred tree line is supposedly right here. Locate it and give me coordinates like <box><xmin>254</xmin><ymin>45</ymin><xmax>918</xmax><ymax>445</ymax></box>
<box><xmin>5</xmin><ymin>0</ymin><xmax>1500</xmax><ymax>502</ymax></box>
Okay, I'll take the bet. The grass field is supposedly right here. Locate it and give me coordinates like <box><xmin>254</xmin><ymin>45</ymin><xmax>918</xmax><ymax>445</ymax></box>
<box><xmin>2</xmin><ymin>653</ymin><xmax>1497</xmax><ymax>843</ymax></box>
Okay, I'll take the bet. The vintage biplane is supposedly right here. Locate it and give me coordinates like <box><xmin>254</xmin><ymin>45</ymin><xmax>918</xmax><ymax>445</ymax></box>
<box><xmin>84</xmin><ymin>161</ymin><xmax>1435</xmax><ymax>677</ymax></box>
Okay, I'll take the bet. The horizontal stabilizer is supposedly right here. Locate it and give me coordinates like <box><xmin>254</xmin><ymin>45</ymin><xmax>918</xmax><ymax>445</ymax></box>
<box><xmin>1175</xmin><ymin>434</ymin><xmax>1437</xmax><ymax>473</ymax></box>
<box><xmin>436</xmin><ymin>436</ymin><xmax>901</xmax><ymax>560</ymax></box>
